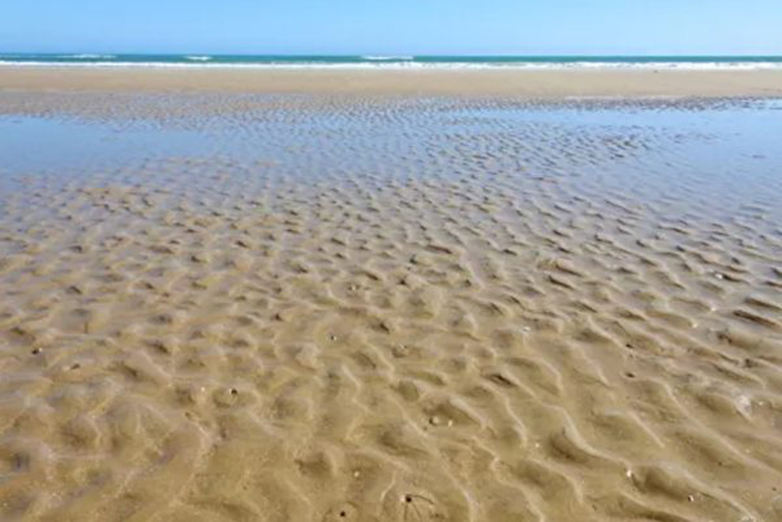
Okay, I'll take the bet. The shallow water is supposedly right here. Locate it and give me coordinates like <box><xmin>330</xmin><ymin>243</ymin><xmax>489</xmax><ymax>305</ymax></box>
<box><xmin>2</xmin><ymin>97</ymin><xmax>781</xmax><ymax>217</ymax></box>
<box><xmin>0</xmin><ymin>94</ymin><xmax>781</xmax><ymax>521</ymax></box>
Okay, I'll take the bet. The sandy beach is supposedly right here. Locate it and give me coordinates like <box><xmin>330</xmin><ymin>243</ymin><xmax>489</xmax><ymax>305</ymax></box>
<box><xmin>2</xmin><ymin>66</ymin><xmax>782</xmax><ymax>97</ymax></box>
<box><xmin>1</xmin><ymin>72</ymin><xmax>781</xmax><ymax>521</ymax></box>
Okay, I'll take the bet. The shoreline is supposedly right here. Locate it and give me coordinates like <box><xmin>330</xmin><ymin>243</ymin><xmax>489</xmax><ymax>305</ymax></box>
<box><xmin>1</xmin><ymin>66</ymin><xmax>782</xmax><ymax>97</ymax></box>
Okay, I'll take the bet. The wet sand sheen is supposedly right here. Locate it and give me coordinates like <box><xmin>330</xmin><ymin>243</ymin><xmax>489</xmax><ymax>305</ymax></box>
<box><xmin>0</xmin><ymin>91</ymin><xmax>781</xmax><ymax>521</ymax></box>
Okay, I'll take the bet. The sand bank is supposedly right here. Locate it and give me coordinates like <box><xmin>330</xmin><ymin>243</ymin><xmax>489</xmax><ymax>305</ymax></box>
<box><xmin>1</xmin><ymin>66</ymin><xmax>782</xmax><ymax>97</ymax></box>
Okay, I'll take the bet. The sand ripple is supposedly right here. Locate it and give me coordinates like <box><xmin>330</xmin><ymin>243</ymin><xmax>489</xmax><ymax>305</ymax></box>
<box><xmin>0</xmin><ymin>94</ymin><xmax>781</xmax><ymax>521</ymax></box>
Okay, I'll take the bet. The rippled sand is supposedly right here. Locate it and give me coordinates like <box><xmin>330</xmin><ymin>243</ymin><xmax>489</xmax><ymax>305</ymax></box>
<box><xmin>1</xmin><ymin>92</ymin><xmax>781</xmax><ymax>522</ymax></box>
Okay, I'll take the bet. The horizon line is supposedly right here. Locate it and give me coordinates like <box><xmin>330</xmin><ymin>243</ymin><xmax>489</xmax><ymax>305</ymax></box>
<box><xmin>3</xmin><ymin>51</ymin><xmax>782</xmax><ymax>57</ymax></box>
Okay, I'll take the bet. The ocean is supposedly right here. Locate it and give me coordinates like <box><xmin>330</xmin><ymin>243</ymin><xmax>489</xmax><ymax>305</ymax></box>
<box><xmin>1</xmin><ymin>53</ymin><xmax>782</xmax><ymax>69</ymax></box>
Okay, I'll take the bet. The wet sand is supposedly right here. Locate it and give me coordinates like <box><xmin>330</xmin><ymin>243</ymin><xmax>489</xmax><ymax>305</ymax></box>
<box><xmin>2</xmin><ymin>66</ymin><xmax>782</xmax><ymax>97</ymax></box>
<box><xmin>1</xmin><ymin>86</ymin><xmax>782</xmax><ymax>522</ymax></box>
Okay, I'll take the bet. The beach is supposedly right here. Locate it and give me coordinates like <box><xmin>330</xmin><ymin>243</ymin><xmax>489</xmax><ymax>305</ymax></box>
<box><xmin>2</xmin><ymin>66</ymin><xmax>782</xmax><ymax>97</ymax></box>
<box><xmin>1</xmin><ymin>69</ymin><xmax>781</xmax><ymax>521</ymax></box>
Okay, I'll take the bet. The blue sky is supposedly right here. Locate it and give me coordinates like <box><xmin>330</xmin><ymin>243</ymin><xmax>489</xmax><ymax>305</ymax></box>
<box><xmin>2</xmin><ymin>1</ymin><xmax>781</xmax><ymax>55</ymax></box>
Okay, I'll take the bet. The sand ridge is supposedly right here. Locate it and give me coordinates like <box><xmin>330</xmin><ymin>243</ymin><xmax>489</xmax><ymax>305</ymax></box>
<box><xmin>0</xmin><ymin>93</ymin><xmax>781</xmax><ymax>521</ymax></box>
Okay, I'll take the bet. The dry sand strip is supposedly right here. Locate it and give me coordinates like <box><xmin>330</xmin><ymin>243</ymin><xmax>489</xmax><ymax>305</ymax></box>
<box><xmin>1</xmin><ymin>66</ymin><xmax>782</xmax><ymax>97</ymax></box>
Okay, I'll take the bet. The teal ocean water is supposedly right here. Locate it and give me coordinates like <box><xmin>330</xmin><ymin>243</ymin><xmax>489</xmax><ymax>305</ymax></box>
<box><xmin>1</xmin><ymin>54</ymin><xmax>782</xmax><ymax>69</ymax></box>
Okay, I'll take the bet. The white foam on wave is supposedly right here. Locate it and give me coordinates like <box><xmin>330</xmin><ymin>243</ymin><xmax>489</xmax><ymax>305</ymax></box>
<box><xmin>58</xmin><ymin>54</ymin><xmax>117</xmax><ymax>60</ymax></box>
<box><xmin>186</xmin><ymin>56</ymin><xmax>212</xmax><ymax>61</ymax></box>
